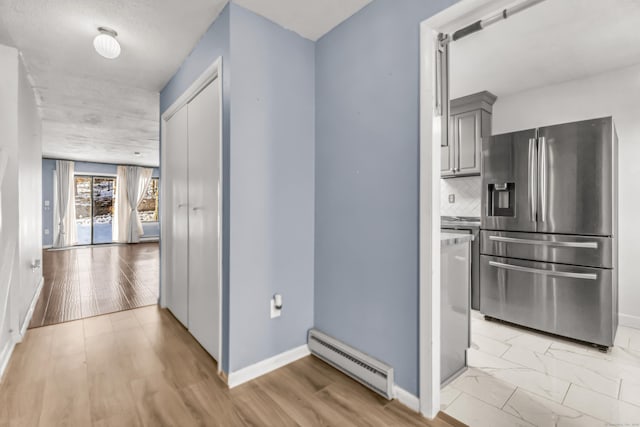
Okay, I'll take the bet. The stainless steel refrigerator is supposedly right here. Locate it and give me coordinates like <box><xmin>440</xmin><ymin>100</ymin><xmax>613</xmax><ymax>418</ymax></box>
<box><xmin>480</xmin><ymin>117</ymin><xmax>618</xmax><ymax>349</ymax></box>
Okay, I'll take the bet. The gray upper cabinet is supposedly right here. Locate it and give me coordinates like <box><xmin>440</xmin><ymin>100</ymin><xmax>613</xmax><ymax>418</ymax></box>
<box><xmin>442</xmin><ymin>91</ymin><xmax>496</xmax><ymax>178</ymax></box>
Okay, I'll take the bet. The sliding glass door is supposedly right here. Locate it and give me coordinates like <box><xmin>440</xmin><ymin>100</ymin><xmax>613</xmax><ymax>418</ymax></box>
<box><xmin>92</xmin><ymin>177</ymin><xmax>116</xmax><ymax>244</ymax></box>
<box><xmin>75</xmin><ymin>177</ymin><xmax>92</xmax><ymax>245</ymax></box>
<box><xmin>74</xmin><ymin>176</ymin><xmax>116</xmax><ymax>245</ymax></box>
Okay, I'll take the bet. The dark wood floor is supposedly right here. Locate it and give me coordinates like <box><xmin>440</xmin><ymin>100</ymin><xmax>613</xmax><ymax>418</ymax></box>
<box><xmin>2</xmin><ymin>305</ymin><xmax>464</xmax><ymax>426</ymax></box>
<box><xmin>29</xmin><ymin>243</ymin><xmax>159</xmax><ymax>328</ymax></box>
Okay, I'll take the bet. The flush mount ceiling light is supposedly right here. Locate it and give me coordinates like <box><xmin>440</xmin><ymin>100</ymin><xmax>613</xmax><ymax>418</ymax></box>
<box><xmin>93</xmin><ymin>27</ymin><xmax>121</xmax><ymax>59</ymax></box>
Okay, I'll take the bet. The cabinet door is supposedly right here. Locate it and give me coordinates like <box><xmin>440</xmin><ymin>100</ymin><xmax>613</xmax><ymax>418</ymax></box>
<box><xmin>454</xmin><ymin>110</ymin><xmax>481</xmax><ymax>176</ymax></box>
<box><xmin>187</xmin><ymin>79</ymin><xmax>221</xmax><ymax>361</ymax></box>
<box><xmin>441</xmin><ymin>117</ymin><xmax>456</xmax><ymax>177</ymax></box>
<box><xmin>164</xmin><ymin>106</ymin><xmax>189</xmax><ymax>327</ymax></box>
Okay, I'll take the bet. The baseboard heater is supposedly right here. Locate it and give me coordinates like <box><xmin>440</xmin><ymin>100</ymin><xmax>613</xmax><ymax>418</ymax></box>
<box><xmin>307</xmin><ymin>329</ymin><xmax>393</xmax><ymax>399</ymax></box>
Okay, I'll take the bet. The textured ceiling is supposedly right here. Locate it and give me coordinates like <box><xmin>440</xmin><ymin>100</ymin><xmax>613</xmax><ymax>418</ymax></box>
<box><xmin>450</xmin><ymin>0</ymin><xmax>640</xmax><ymax>99</ymax></box>
<box><xmin>1</xmin><ymin>0</ymin><xmax>374</xmax><ymax>166</ymax></box>
<box><xmin>0</xmin><ymin>0</ymin><xmax>228</xmax><ymax>167</ymax></box>
<box><xmin>234</xmin><ymin>0</ymin><xmax>372</xmax><ymax>41</ymax></box>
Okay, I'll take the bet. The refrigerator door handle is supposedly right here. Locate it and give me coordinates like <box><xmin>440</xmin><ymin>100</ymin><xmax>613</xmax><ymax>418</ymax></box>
<box><xmin>489</xmin><ymin>261</ymin><xmax>597</xmax><ymax>280</ymax></box>
<box><xmin>488</xmin><ymin>235</ymin><xmax>599</xmax><ymax>249</ymax></box>
<box><xmin>529</xmin><ymin>138</ymin><xmax>537</xmax><ymax>222</ymax></box>
<box><xmin>538</xmin><ymin>136</ymin><xmax>547</xmax><ymax>223</ymax></box>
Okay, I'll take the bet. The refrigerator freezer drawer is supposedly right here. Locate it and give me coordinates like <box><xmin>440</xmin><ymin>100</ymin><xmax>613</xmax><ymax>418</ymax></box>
<box><xmin>480</xmin><ymin>255</ymin><xmax>615</xmax><ymax>347</ymax></box>
<box><xmin>481</xmin><ymin>230</ymin><xmax>613</xmax><ymax>269</ymax></box>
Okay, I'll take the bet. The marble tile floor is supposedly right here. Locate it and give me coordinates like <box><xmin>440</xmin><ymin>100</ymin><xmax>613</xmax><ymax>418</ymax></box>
<box><xmin>442</xmin><ymin>311</ymin><xmax>640</xmax><ymax>427</ymax></box>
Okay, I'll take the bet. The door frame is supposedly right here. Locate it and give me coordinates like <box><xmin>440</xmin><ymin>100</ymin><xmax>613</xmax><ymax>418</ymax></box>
<box><xmin>418</xmin><ymin>0</ymin><xmax>518</xmax><ymax>418</ymax></box>
<box><xmin>159</xmin><ymin>57</ymin><xmax>224</xmax><ymax>373</ymax></box>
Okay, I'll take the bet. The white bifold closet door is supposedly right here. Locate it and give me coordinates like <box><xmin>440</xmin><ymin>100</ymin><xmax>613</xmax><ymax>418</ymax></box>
<box><xmin>186</xmin><ymin>80</ymin><xmax>221</xmax><ymax>361</ymax></box>
<box><xmin>164</xmin><ymin>105</ymin><xmax>189</xmax><ymax>327</ymax></box>
<box><xmin>164</xmin><ymin>78</ymin><xmax>221</xmax><ymax>362</ymax></box>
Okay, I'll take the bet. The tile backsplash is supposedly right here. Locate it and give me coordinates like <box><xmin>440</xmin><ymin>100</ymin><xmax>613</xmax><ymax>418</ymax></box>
<box><xmin>441</xmin><ymin>176</ymin><xmax>482</xmax><ymax>217</ymax></box>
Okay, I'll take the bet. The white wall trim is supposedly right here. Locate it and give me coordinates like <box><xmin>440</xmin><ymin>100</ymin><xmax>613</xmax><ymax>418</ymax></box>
<box><xmin>394</xmin><ymin>385</ymin><xmax>421</xmax><ymax>413</ymax></box>
<box><xmin>227</xmin><ymin>345</ymin><xmax>310</xmax><ymax>389</ymax></box>
<box><xmin>43</xmin><ymin>245</ymin><xmax>53</xmax><ymax>250</ymax></box>
<box><xmin>619</xmin><ymin>313</ymin><xmax>640</xmax><ymax>330</ymax></box>
<box><xmin>161</xmin><ymin>58</ymin><xmax>222</xmax><ymax>122</ymax></box>
<box><xmin>18</xmin><ymin>275</ymin><xmax>44</xmax><ymax>340</ymax></box>
<box><xmin>418</xmin><ymin>20</ymin><xmax>442</xmax><ymax>421</ymax></box>
<box><xmin>0</xmin><ymin>340</ymin><xmax>16</xmax><ymax>383</ymax></box>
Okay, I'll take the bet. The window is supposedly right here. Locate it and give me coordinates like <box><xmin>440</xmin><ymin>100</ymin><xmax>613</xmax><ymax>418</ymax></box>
<box><xmin>138</xmin><ymin>178</ymin><xmax>159</xmax><ymax>222</ymax></box>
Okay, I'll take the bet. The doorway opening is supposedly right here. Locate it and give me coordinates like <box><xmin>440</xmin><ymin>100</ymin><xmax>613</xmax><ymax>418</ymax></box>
<box><xmin>422</xmin><ymin>0</ymin><xmax>639</xmax><ymax>425</ymax></box>
<box><xmin>31</xmin><ymin>162</ymin><xmax>161</xmax><ymax>329</ymax></box>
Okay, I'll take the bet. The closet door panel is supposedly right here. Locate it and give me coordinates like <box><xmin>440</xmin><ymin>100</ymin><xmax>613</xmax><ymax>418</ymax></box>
<box><xmin>165</xmin><ymin>106</ymin><xmax>190</xmax><ymax>327</ymax></box>
<box><xmin>187</xmin><ymin>80</ymin><xmax>221</xmax><ymax>360</ymax></box>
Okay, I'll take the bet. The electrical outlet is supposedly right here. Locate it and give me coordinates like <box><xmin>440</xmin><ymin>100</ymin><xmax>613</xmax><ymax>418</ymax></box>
<box><xmin>270</xmin><ymin>299</ymin><xmax>282</xmax><ymax>319</ymax></box>
<box><xmin>44</xmin><ymin>229</ymin><xmax>50</xmax><ymax>235</ymax></box>
<box><xmin>448</xmin><ymin>194</ymin><xmax>456</xmax><ymax>203</ymax></box>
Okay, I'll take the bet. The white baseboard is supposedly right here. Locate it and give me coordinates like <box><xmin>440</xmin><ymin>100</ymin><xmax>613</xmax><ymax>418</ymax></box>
<box><xmin>619</xmin><ymin>313</ymin><xmax>640</xmax><ymax>330</ymax></box>
<box><xmin>140</xmin><ymin>237</ymin><xmax>159</xmax><ymax>243</ymax></box>
<box><xmin>43</xmin><ymin>245</ymin><xmax>53</xmax><ymax>250</ymax></box>
<box><xmin>0</xmin><ymin>339</ymin><xmax>16</xmax><ymax>383</ymax></box>
<box><xmin>228</xmin><ymin>344</ymin><xmax>310</xmax><ymax>388</ymax></box>
<box><xmin>393</xmin><ymin>385</ymin><xmax>420</xmax><ymax>413</ymax></box>
<box><xmin>227</xmin><ymin>345</ymin><xmax>421</xmax><ymax>412</ymax></box>
<box><xmin>18</xmin><ymin>276</ymin><xmax>44</xmax><ymax>340</ymax></box>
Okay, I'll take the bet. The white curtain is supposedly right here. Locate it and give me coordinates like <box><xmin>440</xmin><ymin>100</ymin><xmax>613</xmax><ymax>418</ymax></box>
<box><xmin>127</xmin><ymin>166</ymin><xmax>153</xmax><ymax>243</ymax></box>
<box><xmin>53</xmin><ymin>160</ymin><xmax>77</xmax><ymax>248</ymax></box>
<box><xmin>113</xmin><ymin>165</ymin><xmax>153</xmax><ymax>243</ymax></box>
<box><xmin>113</xmin><ymin>166</ymin><xmax>127</xmax><ymax>243</ymax></box>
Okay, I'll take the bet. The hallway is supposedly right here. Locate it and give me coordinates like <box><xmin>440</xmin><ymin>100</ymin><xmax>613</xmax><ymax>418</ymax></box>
<box><xmin>1</xmin><ymin>305</ymin><xmax>460</xmax><ymax>427</ymax></box>
<box><xmin>29</xmin><ymin>243</ymin><xmax>159</xmax><ymax>328</ymax></box>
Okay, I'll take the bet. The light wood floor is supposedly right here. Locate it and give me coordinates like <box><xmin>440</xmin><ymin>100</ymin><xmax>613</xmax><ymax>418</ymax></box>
<box><xmin>1</xmin><ymin>305</ymin><xmax>464</xmax><ymax>427</ymax></box>
<box><xmin>30</xmin><ymin>243</ymin><xmax>159</xmax><ymax>328</ymax></box>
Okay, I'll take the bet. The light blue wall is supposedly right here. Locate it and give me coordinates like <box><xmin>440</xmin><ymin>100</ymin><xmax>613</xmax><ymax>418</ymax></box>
<box><xmin>159</xmin><ymin>0</ymin><xmax>459</xmax><ymax>387</ymax></box>
<box><xmin>228</xmin><ymin>3</ymin><xmax>315</xmax><ymax>371</ymax></box>
<box><xmin>159</xmin><ymin>3</ymin><xmax>314</xmax><ymax>373</ymax></box>
<box><xmin>314</xmin><ymin>0</ymin><xmax>457</xmax><ymax>395</ymax></box>
<box><xmin>142</xmin><ymin>222</ymin><xmax>160</xmax><ymax>238</ymax></box>
<box><xmin>159</xmin><ymin>3</ymin><xmax>232</xmax><ymax>372</ymax></box>
<box><xmin>42</xmin><ymin>158</ymin><xmax>160</xmax><ymax>247</ymax></box>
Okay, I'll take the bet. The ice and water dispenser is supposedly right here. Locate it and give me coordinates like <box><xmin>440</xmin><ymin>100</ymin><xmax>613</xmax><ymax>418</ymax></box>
<box><xmin>487</xmin><ymin>183</ymin><xmax>515</xmax><ymax>217</ymax></box>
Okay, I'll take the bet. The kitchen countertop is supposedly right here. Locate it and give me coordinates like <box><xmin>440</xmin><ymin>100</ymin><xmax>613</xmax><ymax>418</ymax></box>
<box><xmin>441</xmin><ymin>216</ymin><xmax>481</xmax><ymax>228</ymax></box>
<box><xmin>441</xmin><ymin>232</ymin><xmax>473</xmax><ymax>247</ymax></box>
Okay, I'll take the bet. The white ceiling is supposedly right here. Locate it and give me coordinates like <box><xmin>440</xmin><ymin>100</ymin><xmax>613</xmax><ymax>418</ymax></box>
<box><xmin>234</xmin><ymin>0</ymin><xmax>372</xmax><ymax>41</ymax></box>
<box><xmin>0</xmin><ymin>0</ymin><xmax>373</xmax><ymax>167</ymax></box>
<box><xmin>0</xmin><ymin>0</ymin><xmax>228</xmax><ymax>167</ymax></box>
<box><xmin>450</xmin><ymin>0</ymin><xmax>640</xmax><ymax>99</ymax></box>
